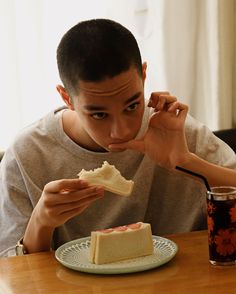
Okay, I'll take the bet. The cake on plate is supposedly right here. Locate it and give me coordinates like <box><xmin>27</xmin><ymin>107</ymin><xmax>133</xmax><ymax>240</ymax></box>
<box><xmin>89</xmin><ymin>222</ymin><xmax>154</xmax><ymax>264</ymax></box>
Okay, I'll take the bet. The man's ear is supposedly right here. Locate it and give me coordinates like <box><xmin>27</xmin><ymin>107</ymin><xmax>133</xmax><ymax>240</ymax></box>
<box><xmin>56</xmin><ymin>85</ymin><xmax>75</xmax><ymax>110</ymax></box>
<box><xmin>142</xmin><ymin>62</ymin><xmax>147</xmax><ymax>81</ymax></box>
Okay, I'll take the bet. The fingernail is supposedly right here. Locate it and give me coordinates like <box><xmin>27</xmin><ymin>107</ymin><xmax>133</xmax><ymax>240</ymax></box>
<box><xmin>79</xmin><ymin>180</ymin><xmax>89</xmax><ymax>186</ymax></box>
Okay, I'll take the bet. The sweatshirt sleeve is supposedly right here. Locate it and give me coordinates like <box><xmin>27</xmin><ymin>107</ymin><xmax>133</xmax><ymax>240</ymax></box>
<box><xmin>185</xmin><ymin>114</ymin><xmax>236</xmax><ymax>169</ymax></box>
<box><xmin>0</xmin><ymin>148</ymin><xmax>33</xmax><ymax>257</ymax></box>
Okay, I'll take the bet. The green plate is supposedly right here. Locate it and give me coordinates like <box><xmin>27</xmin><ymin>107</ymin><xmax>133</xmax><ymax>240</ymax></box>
<box><xmin>55</xmin><ymin>235</ymin><xmax>177</xmax><ymax>275</ymax></box>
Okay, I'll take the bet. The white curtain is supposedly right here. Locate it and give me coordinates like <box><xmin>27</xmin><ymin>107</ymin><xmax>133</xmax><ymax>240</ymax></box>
<box><xmin>109</xmin><ymin>0</ymin><xmax>236</xmax><ymax>129</ymax></box>
<box><xmin>1</xmin><ymin>0</ymin><xmax>235</xmax><ymax>149</ymax></box>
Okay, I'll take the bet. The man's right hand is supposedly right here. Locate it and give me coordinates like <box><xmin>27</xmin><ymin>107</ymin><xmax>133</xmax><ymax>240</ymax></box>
<box><xmin>22</xmin><ymin>178</ymin><xmax>104</xmax><ymax>253</ymax></box>
<box><xmin>35</xmin><ymin>178</ymin><xmax>104</xmax><ymax>228</ymax></box>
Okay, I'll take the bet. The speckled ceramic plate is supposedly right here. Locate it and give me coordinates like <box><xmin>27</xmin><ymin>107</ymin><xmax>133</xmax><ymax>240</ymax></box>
<box><xmin>55</xmin><ymin>235</ymin><xmax>177</xmax><ymax>274</ymax></box>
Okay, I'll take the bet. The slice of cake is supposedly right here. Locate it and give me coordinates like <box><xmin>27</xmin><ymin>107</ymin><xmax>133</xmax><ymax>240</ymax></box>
<box><xmin>78</xmin><ymin>161</ymin><xmax>134</xmax><ymax>196</ymax></box>
<box><xmin>89</xmin><ymin>222</ymin><xmax>154</xmax><ymax>265</ymax></box>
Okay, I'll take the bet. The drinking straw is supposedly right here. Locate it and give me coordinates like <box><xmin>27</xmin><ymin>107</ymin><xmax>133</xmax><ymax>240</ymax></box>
<box><xmin>176</xmin><ymin>166</ymin><xmax>211</xmax><ymax>191</ymax></box>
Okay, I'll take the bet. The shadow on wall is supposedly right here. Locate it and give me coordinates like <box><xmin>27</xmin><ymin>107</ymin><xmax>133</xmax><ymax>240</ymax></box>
<box><xmin>0</xmin><ymin>151</ymin><xmax>4</xmax><ymax>162</ymax></box>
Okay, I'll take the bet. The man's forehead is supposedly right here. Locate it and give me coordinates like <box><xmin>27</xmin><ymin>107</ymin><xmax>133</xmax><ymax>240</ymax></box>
<box><xmin>82</xmin><ymin>91</ymin><xmax>142</xmax><ymax>111</ymax></box>
<box><xmin>77</xmin><ymin>68</ymin><xmax>142</xmax><ymax>97</ymax></box>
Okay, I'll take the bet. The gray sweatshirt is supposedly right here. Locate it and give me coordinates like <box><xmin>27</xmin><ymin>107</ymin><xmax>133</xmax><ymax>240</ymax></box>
<box><xmin>1</xmin><ymin>106</ymin><xmax>236</xmax><ymax>256</ymax></box>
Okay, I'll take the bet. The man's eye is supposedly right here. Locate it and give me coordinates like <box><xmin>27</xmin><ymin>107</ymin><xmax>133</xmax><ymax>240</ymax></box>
<box><xmin>91</xmin><ymin>112</ymin><xmax>107</xmax><ymax>120</ymax></box>
<box><xmin>126</xmin><ymin>102</ymin><xmax>139</xmax><ymax>111</ymax></box>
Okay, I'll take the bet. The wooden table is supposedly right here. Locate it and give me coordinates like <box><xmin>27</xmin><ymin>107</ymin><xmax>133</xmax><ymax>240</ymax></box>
<box><xmin>0</xmin><ymin>230</ymin><xmax>236</xmax><ymax>294</ymax></box>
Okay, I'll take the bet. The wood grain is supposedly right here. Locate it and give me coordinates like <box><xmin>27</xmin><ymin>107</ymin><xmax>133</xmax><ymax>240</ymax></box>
<box><xmin>0</xmin><ymin>231</ymin><xmax>236</xmax><ymax>294</ymax></box>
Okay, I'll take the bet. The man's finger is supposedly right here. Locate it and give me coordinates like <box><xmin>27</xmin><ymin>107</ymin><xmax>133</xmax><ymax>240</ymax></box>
<box><xmin>44</xmin><ymin>178</ymin><xmax>89</xmax><ymax>194</ymax></box>
<box><xmin>108</xmin><ymin>139</ymin><xmax>145</xmax><ymax>153</ymax></box>
<box><xmin>148</xmin><ymin>93</ymin><xmax>177</xmax><ymax>110</ymax></box>
<box><xmin>148</xmin><ymin>91</ymin><xmax>171</xmax><ymax>106</ymax></box>
<box><xmin>167</xmin><ymin>101</ymin><xmax>189</xmax><ymax>115</ymax></box>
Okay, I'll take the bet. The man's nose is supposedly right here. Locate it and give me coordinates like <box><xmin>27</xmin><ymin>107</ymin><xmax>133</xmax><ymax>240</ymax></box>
<box><xmin>110</xmin><ymin>118</ymin><xmax>130</xmax><ymax>140</ymax></box>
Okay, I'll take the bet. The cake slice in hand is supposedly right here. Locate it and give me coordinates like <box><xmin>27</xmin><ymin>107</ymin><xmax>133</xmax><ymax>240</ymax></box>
<box><xmin>78</xmin><ymin>161</ymin><xmax>134</xmax><ymax>196</ymax></box>
<box><xmin>89</xmin><ymin>222</ymin><xmax>154</xmax><ymax>265</ymax></box>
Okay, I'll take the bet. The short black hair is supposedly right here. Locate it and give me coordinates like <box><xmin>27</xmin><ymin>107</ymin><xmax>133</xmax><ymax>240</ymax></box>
<box><xmin>57</xmin><ymin>19</ymin><xmax>142</xmax><ymax>96</ymax></box>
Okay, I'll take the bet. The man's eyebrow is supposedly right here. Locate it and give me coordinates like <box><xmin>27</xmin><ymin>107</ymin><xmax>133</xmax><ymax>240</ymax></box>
<box><xmin>84</xmin><ymin>92</ymin><xmax>142</xmax><ymax>111</ymax></box>
<box><xmin>125</xmin><ymin>92</ymin><xmax>142</xmax><ymax>104</ymax></box>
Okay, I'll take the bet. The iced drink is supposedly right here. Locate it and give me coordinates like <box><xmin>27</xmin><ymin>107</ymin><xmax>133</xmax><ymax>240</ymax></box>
<box><xmin>207</xmin><ymin>186</ymin><xmax>236</xmax><ymax>265</ymax></box>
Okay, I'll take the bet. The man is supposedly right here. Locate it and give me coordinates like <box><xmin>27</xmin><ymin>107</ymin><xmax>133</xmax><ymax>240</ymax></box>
<box><xmin>1</xmin><ymin>19</ymin><xmax>236</xmax><ymax>257</ymax></box>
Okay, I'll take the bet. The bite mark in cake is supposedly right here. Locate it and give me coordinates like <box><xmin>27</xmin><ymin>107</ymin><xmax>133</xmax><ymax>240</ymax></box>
<box><xmin>78</xmin><ymin>161</ymin><xmax>134</xmax><ymax>196</ymax></box>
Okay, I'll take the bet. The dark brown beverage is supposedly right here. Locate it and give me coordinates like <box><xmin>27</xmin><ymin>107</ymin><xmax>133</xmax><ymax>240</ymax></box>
<box><xmin>207</xmin><ymin>186</ymin><xmax>236</xmax><ymax>265</ymax></box>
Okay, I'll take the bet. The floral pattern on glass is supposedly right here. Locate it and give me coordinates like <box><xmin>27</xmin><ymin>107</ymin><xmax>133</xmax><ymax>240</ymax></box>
<box><xmin>230</xmin><ymin>204</ymin><xmax>236</xmax><ymax>223</ymax></box>
<box><xmin>207</xmin><ymin>197</ymin><xmax>236</xmax><ymax>262</ymax></box>
<box><xmin>214</xmin><ymin>229</ymin><xmax>236</xmax><ymax>256</ymax></box>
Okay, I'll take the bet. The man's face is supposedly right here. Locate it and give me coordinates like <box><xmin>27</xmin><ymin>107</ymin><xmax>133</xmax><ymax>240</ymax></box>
<box><xmin>71</xmin><ymin>67</ymin><xmax>145</xmax><ymax>152</ymax></box>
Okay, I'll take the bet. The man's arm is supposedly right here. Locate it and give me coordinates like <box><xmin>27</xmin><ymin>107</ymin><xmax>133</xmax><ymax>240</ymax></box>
<box><xmin>178</xmin><ymin>153</ymin><xmax>236</xmax><ymax>187</ymax></box>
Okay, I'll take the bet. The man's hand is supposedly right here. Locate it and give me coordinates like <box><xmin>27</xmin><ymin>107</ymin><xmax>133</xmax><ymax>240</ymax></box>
<box><xmin>109</xmin><ymin>92</ymin><xmax>190</xmax><ymax>169</ymax></box>
<box><xmin>34</xmin><ymin>178</ymin><xmax>104</xmax><ymax>229</ymax></box>
<box><xmin>23</xmin><ymin>179</ymin><xmax>104</xmax><ymax>253</ymax></box>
